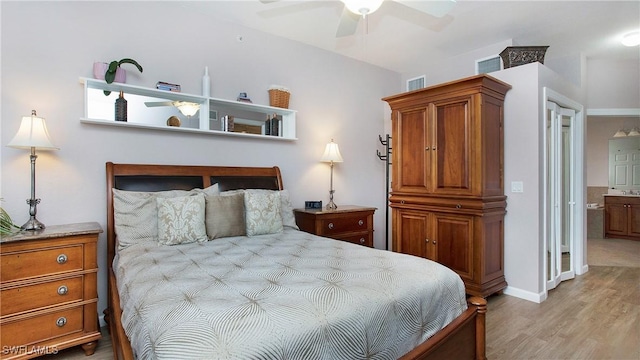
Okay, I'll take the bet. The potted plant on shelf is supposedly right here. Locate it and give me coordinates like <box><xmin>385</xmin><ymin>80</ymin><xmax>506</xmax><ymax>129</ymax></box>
<box><xmin>93</xmin><ymin>58</ymin><xmax>143</xmax><ymax>95</ymax></box>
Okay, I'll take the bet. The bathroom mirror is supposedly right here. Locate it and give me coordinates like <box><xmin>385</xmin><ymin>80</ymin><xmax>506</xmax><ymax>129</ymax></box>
<box><xmin>608</xmin><ymin>137</ymin><xmax>640</xmax><ymax>191</ymax></box>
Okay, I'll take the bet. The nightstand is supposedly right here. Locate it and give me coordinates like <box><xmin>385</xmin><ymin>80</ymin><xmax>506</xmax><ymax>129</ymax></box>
<box><xmin>294</xmin><ymin>205</ymin><xmax>376</xmax><ymax>247</ymax></box>
<box><xmin>0</xmin><ymin>222</ymin><xmax>102</xmax><ymax>359</ymax></box>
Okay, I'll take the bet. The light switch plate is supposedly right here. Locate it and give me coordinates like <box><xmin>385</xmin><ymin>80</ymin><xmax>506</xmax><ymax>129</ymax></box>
<box><xmin>511</xmin><ymin>181</ymin><xmax>524</xmax><ymax>193</ymax></box>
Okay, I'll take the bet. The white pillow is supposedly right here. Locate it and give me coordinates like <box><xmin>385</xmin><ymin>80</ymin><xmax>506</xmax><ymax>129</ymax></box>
<box><xmin>157</xmin><ymin>193</ymin><xmax>207</xmax><ymax>245</ymax></box>
<box><xmin>244</xmin><ymin>189</ymin><xmax>283</xmax><ymax>236</ymax></box>
<box><xmin>279</xmin><ymin>189</ymin><xmax>299</xmax><ymax>230</ymax></box>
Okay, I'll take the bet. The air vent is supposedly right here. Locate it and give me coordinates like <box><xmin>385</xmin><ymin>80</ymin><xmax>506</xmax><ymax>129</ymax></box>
<box><xmin>476</xmin><ymin>55</ymin><xmax>502</xmax><ymax>74</ymax></box>
<box><xmin>407</xmin><ymin>75</ymin><xmax>426</xmax><ymax>91</ymax></box>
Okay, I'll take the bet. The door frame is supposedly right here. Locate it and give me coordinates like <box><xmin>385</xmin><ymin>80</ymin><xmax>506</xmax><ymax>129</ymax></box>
<box><xmin>542</xmin><ymin>88</ymin><xmax>586</xmax><ymax>298</ymax></box>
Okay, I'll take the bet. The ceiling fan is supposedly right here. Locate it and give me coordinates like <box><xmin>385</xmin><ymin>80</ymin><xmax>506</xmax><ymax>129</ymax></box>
<box><xmin>259</xmin><ymin>0</ymin><xmax>456</xmax><ymax>37</ymax></box>
<box><xmin>145</xmin><ymin>101</ymin><xmax>200</xmax><ymax>117</ymax></box>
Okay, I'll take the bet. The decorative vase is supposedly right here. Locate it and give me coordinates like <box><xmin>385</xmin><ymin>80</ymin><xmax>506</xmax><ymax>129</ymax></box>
<box><xmin>499</xmin><ymin>46</ymin><xmax>549</xmax><ymax>69</ymax></box>
<box><xmin>93</xmin><ymin>62</ymin><xmax>126</xmax><ymax>83</ymax></box>
<box><xmin>115</xmin><ymin>91</ymin><xmax>127</xmax><ymax>122</ymax></box>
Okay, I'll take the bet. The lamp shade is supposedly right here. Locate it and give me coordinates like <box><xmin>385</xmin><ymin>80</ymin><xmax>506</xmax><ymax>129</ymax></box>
<box><xmin>628</xmin><ymin>128</ymin><xmax>640</xmax><ymax>136</ymax></box>
<box><xmin>342</xmin><ymin>0</ymin><xmax>384</xmax><ymax>15</ymax></box>
<box><xmin>8</xmin><ymin>110</ymin><xmax>58</xmax><ymax>150</ymax></box>
<box><xmin>613</xmin><ymin>129</ymin><xmax>628</xmax><ymax>137</ymax></box>
<box><xmin>320</xmin><ymin>140</ymin><xmax>344</xmax><ymax>163</ymax></box>
<box><xmin>176</xmin><ymin>102</ymin><xmax>200</xmax><ymax>117</ymax></box>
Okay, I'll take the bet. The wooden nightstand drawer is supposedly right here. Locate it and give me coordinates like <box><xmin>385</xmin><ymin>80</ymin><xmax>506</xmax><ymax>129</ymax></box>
<box><xmin>1</xmin><ymin>245</ymin><xmax>83</xmax><ymax>283</ymax></box>
<box><xmin>1</xmin><ymin>306</ymin><xmax>84</xmax><ymax>347</ymax></box>
<box><xmin>318</xmin><ymin>214</ymin><xmax>371</xmax><ymax>236</ymax></box>
<box><xmin>334</xmin><ymin>232</ymin><xmax>373</xmax><ymax>247</ymax></box>
<box><xmin>294</xmin><ymin>205</ymin><xmax>376</xmax><ymax>247</ymax></box>
<box><xmin>1</xmin><ymin>276</ymin><xmax>84</xmax><ymax>317</ymax></box>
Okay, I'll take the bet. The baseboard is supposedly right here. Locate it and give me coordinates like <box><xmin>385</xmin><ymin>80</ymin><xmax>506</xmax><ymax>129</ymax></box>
<box><xmin>502</xmin><ymin>285</ymin><xmax>545</xmax><ymax>303</ymax></box>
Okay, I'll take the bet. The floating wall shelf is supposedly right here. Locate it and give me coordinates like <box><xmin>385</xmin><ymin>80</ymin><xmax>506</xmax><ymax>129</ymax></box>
<box><xmin>80</xmin><ymin>77</ymin><xmax>297</xmax><ymax>141</ymax></box>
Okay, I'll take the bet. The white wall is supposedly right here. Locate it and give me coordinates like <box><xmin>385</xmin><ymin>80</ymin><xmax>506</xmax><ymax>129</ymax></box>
<box><xmin>0</xmin><ymin>1</ymin><xmax>400</xmax><ymax>324</ymax></box>
<box><xmin>587</xmin><ymin>58</ymin><xmax>640</xmax><ymax>109</ymax></box>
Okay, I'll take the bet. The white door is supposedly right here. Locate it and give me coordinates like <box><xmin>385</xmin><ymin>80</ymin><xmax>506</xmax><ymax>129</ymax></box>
<box><xmin>546</xmin><ymin>101</ymin><xmax>577</xmax><ymax>291</ymax></box>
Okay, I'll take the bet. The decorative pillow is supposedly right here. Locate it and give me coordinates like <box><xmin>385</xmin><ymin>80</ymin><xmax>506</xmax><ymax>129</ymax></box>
<box><xmin>205</xmin><ymin>192</ymin><xmax>246</xmax><ymax>239</ymax></box>
<box><xmin>113</xmin><ymin>188</ymin><xmax>190</xmax><ymax>250</ymax></box>
<box><xmin>157</xmin><ymin>193</ymin><xmax>207</xmax><ymax>245</ymax></box>
<box><xmin>279</xmin><ymin>189</ymin><xmax>299</xmax><ymax>230</ymax></box>
<box><xmin>112</xmin><ymin>184</ymin><xmax>218</xmax><ymax>250</ymax></box>
<box><xmin>244</xmin><ymin>189</ymin><xmax>283</xmax><ymax>236</ymax></box>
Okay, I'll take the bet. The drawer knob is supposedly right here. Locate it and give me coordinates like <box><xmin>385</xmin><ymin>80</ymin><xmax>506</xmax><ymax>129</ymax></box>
<box><xmin>456</xmin><ymin>204</ymin><xmax>462</xmax><ymax>209</ymax></box>
<box><xmin>56</xmin><ymin>254</ymin><xmax>68</xmax><ymax>264</ymax></box>
<box><xmin>432</xmin><ymin>240</ymin><xmax>437</xmax><ymax>244</ymax></box>
<box><xmin>358</xmin><ymin>219</ymin><xmax>364</xmax><ymax>226</ymax></box>
<box><xmin>328</xmin><ymin>222</ymin><xmax>334</xmax><ymax>229</ymax></box>
<box><xmin>57</xmin><ymin>285</ymin><xmax>68</xmax><ymax>295</ymax></box>
<box><xmin>359</xmin><ymin>238</ymin><xmax>365</xmax><ymax>244</ymax></box>
<box><xmin>56</xmin><ymin>317</ymin><xmax>67</xmax><ymax>327</ymax></box>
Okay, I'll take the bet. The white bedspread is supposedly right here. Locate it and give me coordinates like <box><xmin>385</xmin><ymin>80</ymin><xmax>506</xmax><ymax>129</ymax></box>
<box><xmin>114</xmin><ymin>229</ymin><xmax>467</xmax><ymax>359</ymax></box>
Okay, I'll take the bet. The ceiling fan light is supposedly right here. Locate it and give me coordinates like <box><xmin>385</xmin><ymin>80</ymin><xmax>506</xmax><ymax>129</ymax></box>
<box><xmin>621</xmin><ymin>30</ymin><xmax>640</xmax><ymax>47</ymax></box>
<box><xmin>176</xmin><ymin>102</ymin><xmax>200</xmax><ymax>117</ymax></box>
<box><xmin>342</xmin><ymin>0</ymin><xmax>384</xmax><ymax>16</ymax></box>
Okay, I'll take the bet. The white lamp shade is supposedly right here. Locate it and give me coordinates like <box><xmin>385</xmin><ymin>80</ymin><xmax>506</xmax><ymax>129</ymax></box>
<box><xmin>176</xmin><ymin>102</ymin><xmax>200</xmax><ymax>117</ymax></box>
<box><xmin>8</xmin><ymin>111</ymin><xmax>58</xmax><ymax>150</ymax></box>
<box><xmin>342</xmin><ymin>0</ymin><xmax>384</xmax><ymax>15</ymax></box>
<box><xmin>613</xmin><ymin>129</ymin><xmax>628</xmax><ymax>137</ymax></box>
<box><xmin>627</xmin><ymin>128</ymin><xmax>640</xmax><ymax>136</ymax></box>
<box><xmin>320</xmin><ymin>140</ymin><xmax>344</xmax><ymax>163</ymax></box>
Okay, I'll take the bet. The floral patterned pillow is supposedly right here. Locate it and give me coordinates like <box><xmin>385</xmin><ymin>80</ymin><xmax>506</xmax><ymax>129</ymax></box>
<box><xmin>244</xmin><ymin>189</ymin><xmax>283</xmax><ymax>236</ymax></box>
<box><xmin>157</xmin><ymin>193</ymin><xmax>207</xmax><ymax>245</ymax></box>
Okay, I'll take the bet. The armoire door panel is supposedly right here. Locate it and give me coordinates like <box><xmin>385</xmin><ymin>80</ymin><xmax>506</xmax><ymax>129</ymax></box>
<box><xmin>394</xmin><ymin>109</ymin><xmax>429</xmax><ymax>192</ymax></box>
<box><xmin>395</xmin><ymin>211</ymin><xmax>428</xmax><ymax>258</ymax></box>
<box><xmin>434</xmin><ymin>213</ymin><xmax>473</xmax><ymax>280</ymax></box>
<box><xmin>432</xmin><ymin>99</ymin><xmax>472</xmax><ymax>195</ymax></box>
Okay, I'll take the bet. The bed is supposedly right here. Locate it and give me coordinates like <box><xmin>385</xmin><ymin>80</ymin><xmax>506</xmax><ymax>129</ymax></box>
<box><xmin>105</xmin><ymin>162</ymin><xmax>487</xmax><ymax>360</ymax></box>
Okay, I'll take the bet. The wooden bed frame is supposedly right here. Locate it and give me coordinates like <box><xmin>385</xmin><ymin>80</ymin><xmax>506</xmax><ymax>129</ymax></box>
<box><xmin>105</xmin><ymin>162</ymin><xmax>487</xmax><ymax>360</ymax></box>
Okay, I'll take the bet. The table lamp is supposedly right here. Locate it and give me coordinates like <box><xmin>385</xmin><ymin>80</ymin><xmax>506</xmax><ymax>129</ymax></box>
<box><xmin>7</xmin><ymin>110</ymin><xmax>58</xmax><ymax>230</ymax></box>
<box><xmin>320</xmin><ymin>139</ymin><xmax>344</xmax><ymax>210</ymax></box>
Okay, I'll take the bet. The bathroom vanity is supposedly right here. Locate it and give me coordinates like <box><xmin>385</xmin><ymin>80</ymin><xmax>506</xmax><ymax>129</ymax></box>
<box><xmin>604</xmin><ymin>195</ymin><xmax>640</xmax><ymax>240</ymax></box>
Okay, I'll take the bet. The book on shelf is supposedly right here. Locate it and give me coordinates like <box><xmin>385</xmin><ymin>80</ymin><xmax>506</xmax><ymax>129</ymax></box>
<box><xmin>237</xmin><ymin>92</ymin><xmax>252</xmax><ymax>103</ymax></box>
<box><xmin>265</xmin><ymin>114</ymin><xmax>282</xmax><ymax>137</ymax></box>
<box><xmin>221</xmin><ymin>115</ymin><xmax>234</xmax><ymax>132</ymax></box>
<box><xmin>156</xmin><ymin>81</ymin><xmax>181</xmax><ymax>92</ymax></box>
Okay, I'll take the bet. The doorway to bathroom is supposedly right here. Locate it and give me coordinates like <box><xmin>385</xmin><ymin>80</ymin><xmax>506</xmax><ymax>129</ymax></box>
<box><xmin>544</xmin><ymin>88</ymin><xmax>585</xmax><ymax>294</ymax></box>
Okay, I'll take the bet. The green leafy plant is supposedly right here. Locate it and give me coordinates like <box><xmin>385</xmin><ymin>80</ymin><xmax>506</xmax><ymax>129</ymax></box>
<box><xmin>0</xmin><ymin>201</ymin><xmax>20</xmax><ymax>236</ymax></box>
<box><xmin>103</xmin><ymin>58</ymin><xmax>143</xmax><ymax>96</ymax></box>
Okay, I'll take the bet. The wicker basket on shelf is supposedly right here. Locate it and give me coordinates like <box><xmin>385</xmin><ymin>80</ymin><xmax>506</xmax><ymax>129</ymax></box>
<box><xmin>268</xmin><ymin>86</ymin><xmax>290</xmax><ymax>109</ymax></box>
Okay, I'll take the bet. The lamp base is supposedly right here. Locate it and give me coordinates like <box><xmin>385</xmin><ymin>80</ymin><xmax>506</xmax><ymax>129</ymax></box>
<box><xmin>326</xmin><ymin>200</ymin><xmax>338</xmax><ymax>210</ymax></box>
<box><xmin>21</xmin><ymin>217</ymin><xmax>45</xmax><ymax>231</ymax></box>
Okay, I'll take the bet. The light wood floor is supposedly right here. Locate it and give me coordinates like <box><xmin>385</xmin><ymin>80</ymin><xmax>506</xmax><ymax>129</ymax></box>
<box><xmin>52</xmin><ymin>239</ymin><xmax>640</xmax><ymax>360</ymax></box>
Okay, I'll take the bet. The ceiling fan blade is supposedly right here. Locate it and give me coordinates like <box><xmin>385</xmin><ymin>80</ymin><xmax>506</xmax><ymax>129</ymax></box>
<box><xmin>336</xmin><ymin>5</ymin><xmax>361</xmax><ymax>37</ymax></box>
<box><xmin>393</xmin><ymin>0</ymin><xmax>456</xmax><ymax>18</ymax></box>
<box><xmin>144</xmin><ymin>101</ymin><xmax>175</xmax><ymax>107</ymax></box>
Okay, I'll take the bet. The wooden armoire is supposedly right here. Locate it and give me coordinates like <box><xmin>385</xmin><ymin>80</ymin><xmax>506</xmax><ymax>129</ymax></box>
<box><xmin>383</xmin><ymin>74</ymin><xmax>511</xmax><ymax>298</ymax></box>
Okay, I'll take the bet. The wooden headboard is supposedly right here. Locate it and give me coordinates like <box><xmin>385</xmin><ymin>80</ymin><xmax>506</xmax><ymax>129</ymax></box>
<box><xmin>105</xmin><ymin>162</ymin><xmax>283</xmax><ymax>266</ymax></box>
